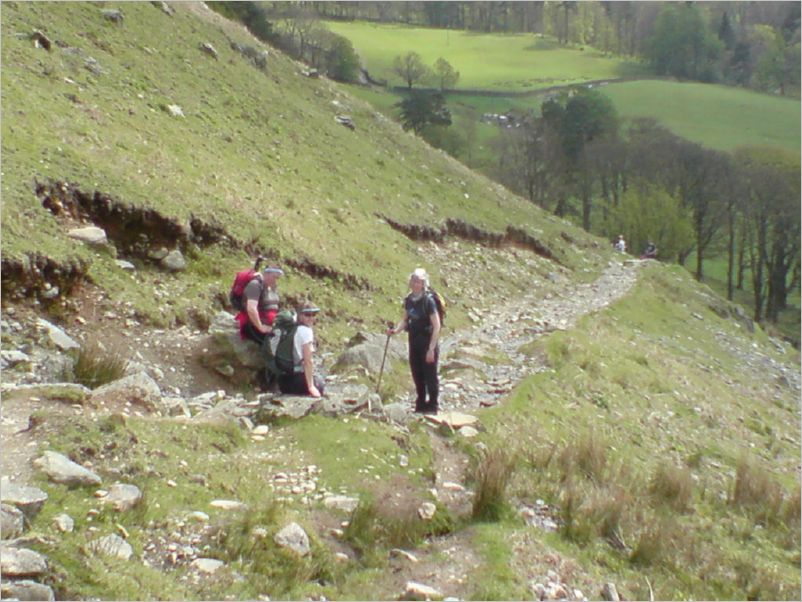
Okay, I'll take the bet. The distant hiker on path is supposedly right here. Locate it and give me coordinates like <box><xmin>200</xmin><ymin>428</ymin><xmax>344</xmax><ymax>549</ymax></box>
<box><xmin>614</xmin><ymin>234</ymin><xmax>627</xmax><ymax>253</ymax></box>
<box><xmin>277</xmin><ymin>303</ymin><xmax>324</xmax><ymax>398</ymax></box>
<box><xmin>641</xmin><ymin>240</ymin><xmax>657</xmax><ymax>260</ymax></box>
<box><xmin>236</xmin><ymin>265</ymin><xmax>283</xmax><ymax>344</ymax></box>
<box><xmin>388</xmin><ymin>268</ymin><xmax>441</xmax><ymax>414</ymax></box>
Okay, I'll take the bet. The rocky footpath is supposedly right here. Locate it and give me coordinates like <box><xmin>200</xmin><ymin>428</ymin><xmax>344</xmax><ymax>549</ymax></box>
<box><xmin>2</xmin><ymin>257</ymin><xmax>798</xmax><ymax>601</ymax></box>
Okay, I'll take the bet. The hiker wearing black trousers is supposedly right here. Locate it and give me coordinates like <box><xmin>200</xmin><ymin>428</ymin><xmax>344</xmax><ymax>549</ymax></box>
<box><xmin>388</xmin><ymin>268</ymin><xmax>441</xmax><ymax>414</ymax></box>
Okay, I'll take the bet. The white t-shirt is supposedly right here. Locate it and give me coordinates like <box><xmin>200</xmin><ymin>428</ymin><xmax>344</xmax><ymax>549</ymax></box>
<box><xmin>292</xmin><ymin>324</ymin><xmax>314</xmax><ymax>372</ymax></box>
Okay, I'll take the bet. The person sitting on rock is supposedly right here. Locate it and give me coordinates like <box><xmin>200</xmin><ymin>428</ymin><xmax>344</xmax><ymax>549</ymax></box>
<box><xmin>278</xmin><ymin>303</ymin><xmax>324</xmax><ymax>398</ymax></box>
<box><xmin>237</xmin><ymin>266</ymin><xmax>283</xmax><ymax>344</ymax></box>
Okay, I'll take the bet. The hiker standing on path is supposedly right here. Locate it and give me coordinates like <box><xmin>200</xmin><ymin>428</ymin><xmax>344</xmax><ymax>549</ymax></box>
<box><xmin>278</xmin><ymin>303</ymin><xmax>324</xmax><ymax>398</ymax></box>
<box><xmin>237</xmin><ymin>266</ymin><xmax>283</xmax><ymax>344</ymax></box>
<box><xmin>387</xmin><ymin>268</ymin><xmax>441</xmax><ymax>414</ymax></box>
<box><xmin>614</xmin><ymin>234</ymin><xmax>627</xmax><ymax>253</ymax></box>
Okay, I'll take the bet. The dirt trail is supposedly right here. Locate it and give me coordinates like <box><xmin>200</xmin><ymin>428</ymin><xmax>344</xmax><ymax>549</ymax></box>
<box><xmin>390</xmin><ymin>259</ymin><xmax>644</xmax><ymax>599</ymax></box>
<box><xmin>439</xmin><ymin>259</ymin><xmax>642</xmax><ymax>412</ymax></box>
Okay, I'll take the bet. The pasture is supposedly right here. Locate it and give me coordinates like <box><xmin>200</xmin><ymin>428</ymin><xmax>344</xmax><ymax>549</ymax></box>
<box><xmin>325</xmin><ymin>20</ymin><xmax>647</xmax><ymax>91</ymax></box>
<box><xmin>600</xmin><ymin>80</ymin><xmax>801</xmax><ymax>153</ymax></box>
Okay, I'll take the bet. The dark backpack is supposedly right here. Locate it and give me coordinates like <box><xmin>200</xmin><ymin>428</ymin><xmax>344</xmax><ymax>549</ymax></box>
<box><xmin>427</xmin><ymin>288</ymin><xmax>446</xmax><ymax>327</ymax></box>
<box><xmin>263</xmin><ymin>310</ymin><xmax>298</xmax><ymax>377</ymax></box>
<box><xmin>406</xmin><ymin>289</ymin><xmax>446</xmax><ymax>333</ymax></box>
<box><xmin>230</xmin><ymin>270</ymin><xmax>262</xmax><ymax>312</ymax></box>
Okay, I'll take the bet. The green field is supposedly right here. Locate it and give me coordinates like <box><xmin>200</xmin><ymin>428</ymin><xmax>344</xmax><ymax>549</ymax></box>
<box><xmin>600</xmin><ymin>80</ymin><xmax>801</xmax><ymax>153</ymax></box>
<box><xmin>325</xmin><ymin>20</ymin><xmax>647</xmax><ymax>91</ymax></box>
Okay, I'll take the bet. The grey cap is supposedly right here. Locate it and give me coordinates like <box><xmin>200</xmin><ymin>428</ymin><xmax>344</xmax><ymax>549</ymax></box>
<box><xmin>262</xmin><ymin>266</ymin><xmax>284</xmax><ymax>275</ymax></box>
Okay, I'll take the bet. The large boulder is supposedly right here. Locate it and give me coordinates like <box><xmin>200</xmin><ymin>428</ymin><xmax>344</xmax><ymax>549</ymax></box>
<box><xmin>208</xmin><ymin>311</ymin><xmax>263</xmax><ymax>370</ymax></box>
<box><xmin>331</xmin><ymin>332</ymin><xmax>405</xmax><ymax>376</ymax></box>
<box><xmin>0</xmin><ymin>547</ymin><xmax>48</xmax><ymax>577</ymax></box>
<box><xmin>255</xmin><ymin>396</ymin><xmax>319</xmax><ymax>423</ymax></box>
<box><xmin>0</xmin><ymin>479</ymin><xmax>48</xmax><ymax>519</ymax></box>
<box><xmin>317</xmin><ymin>384</ymin><xmax>381</xmax><ymax>416</ymax></box>
<box><xmin>90</xmin><ymin>372</ymin><xmax>161</xmax><ymax>411</ymax></box>
<box><xmin>33</xmin><ymin>451</ymin><xmax>101</xmax><ymax>487</ymax></box>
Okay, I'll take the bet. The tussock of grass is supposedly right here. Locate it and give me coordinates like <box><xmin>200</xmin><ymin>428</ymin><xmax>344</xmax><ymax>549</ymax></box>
<box><xmin>629</xmin><ymin>515</ymin><xmax>680</xmax><ymax>567</ymax></box>
<box><xmin>70</xmin><ymin>341</ymin><xmax>126</xmax><ymax>389</ymax></box>
<box><xmin>557</xmin><ymin>429</ymin><xmax>607</xmax><ymax>482</ymax></box>
<box><xmin>211</xmin><ymin>505</ymin><xmax>335</xmax><ymax>598</ymax></box>
<box><xmin>471</xmin><ymin>446</ymin><xmax>516</xmax><ymax>522</ymax></box>
<box><xmin>344</xmin><ymin>498</ymin><xmax>455</xmax><ymax>563</ymax></box>
<box><xmin>731</xmin><ymin>454</ymin><xmax>786</xmax><ymax>526</ymax></box>
<box><xmin>648</xmin><ymin>461</ymin><xmax>694</xmax><ymax>513</ymax></box>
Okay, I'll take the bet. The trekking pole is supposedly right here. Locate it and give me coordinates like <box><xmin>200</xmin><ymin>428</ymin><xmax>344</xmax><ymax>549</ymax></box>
<box><xmin>376</xmin><ymin>322</ymin><xmax>393</xmax><ymax>395</ymax></box>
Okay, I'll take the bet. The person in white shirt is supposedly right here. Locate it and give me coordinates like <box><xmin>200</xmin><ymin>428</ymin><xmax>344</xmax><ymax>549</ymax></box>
<box><xmin>277</xmin><ymin>303</ymin><xmax>324</xmax><ymax>398</ymax></box>
<box><xmin>615</xmin><ymin>234</ymin><xmax>626</xmax><ymax>253</ymax></box>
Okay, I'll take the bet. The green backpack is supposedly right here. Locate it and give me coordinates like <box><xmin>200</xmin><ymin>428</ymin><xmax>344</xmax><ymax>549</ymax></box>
<box><xmin>262</xmin><ymin>310</ymin><xmax>298</xmax><ymax>378</ymax></box>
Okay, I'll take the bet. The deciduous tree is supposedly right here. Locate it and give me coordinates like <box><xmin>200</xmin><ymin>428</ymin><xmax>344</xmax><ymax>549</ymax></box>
<box><xmin>392</xmin><ymin>52</ymin><xmax>432</xmax><ymax>89</ymax></box>
<box><xmin>433</xmin><ymin>57</ymin><xmax>460</xmax><ymax>91</ymax></box>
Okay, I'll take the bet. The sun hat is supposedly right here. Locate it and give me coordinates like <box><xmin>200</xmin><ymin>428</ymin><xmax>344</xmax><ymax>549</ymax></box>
<box><xmin>298</xmin><ymin>303</ymin><xmax>320</xmax><ymax>315</ymax></box>
<box><xmin>262</xmin><ymin>266</ymin><xmax>284</xmax><ymax>275</ymax></box>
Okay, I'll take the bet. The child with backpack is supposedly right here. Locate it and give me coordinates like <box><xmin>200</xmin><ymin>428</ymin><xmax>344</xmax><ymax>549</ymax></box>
<box><xmin>231</xmin><ymin>259</ymin><xmax>284</xmax><ymax>344</ymax></box>
<box><xmin>387</xmin><ymin>268</ymin><xmax>443</xmax><ymax>415</ymax></box>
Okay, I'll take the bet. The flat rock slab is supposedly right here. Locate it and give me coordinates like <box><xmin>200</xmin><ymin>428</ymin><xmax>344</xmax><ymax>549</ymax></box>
<box><xmin>191</xmin><ymin>558</ymin><xmax>224</xmax><ymax>574</ymax></box>
<box><xmin>36</xmin><ymin>319</ymin><xmax>80</xmax><ymax>351</ymax></box>
<box><xmin>0</xmin><ymin>479</ymin><xmax>49</xmax><ymax>518</ymax></box>
<box><xmin>209</xmin><ymin>500</ymin><xmax>247</xmax><ymax>512</ymax></box>
<box><xmin>1</xmin><ymin>382</ymin><xmax>91</xmax><ymax>404</ymax></box>
<box><xmin>404</xmin><ymin>581</ymin><xmax>444</xmax><ymax>601</ymax></box>
<box><xmin>0</xmin><ymin>546</ymin><xmax>48</xmax><ymax>577</ymax></box>
<box><xmin>423</xmin><ymin>411</ymin><xmax>479</xmax><ymax>429</ymax></box>
<box><xmin>68</xmin><ymin>226</ymin><xmax>107</xmax><ymax>245</ymax></box>
<box><xmin>257</xmin><ymin>396</ymin><xmax>319</xmax><ymax>421</ymax></box>
<box><xmin>0</xmin><ymin>579</ymin><xmax>55</xmax><ymax>601</ymax></box>
<box><xmin>33</xmin><ymin>451</ymin><xmax>102</xmax><ymax>486</ymax></box>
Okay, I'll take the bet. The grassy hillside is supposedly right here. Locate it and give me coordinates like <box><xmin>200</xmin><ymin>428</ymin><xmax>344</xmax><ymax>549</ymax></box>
<box><xmin>2</xmin><ymin>5</ymin><xmax>799</xmax><ymax>602</ymax></box>
<box><xmin>25</xmin><ymin>263</ymin><xmax>801</xmax><ymax>601</ymax></box>
<box><xmin>1</xmin><ymin>2</ymin><xmax>606</xmax><ymax>341</ymax></box>
<box><xmin>481</xmin><ymin>263</ymin><xmax>801</xmax><ymax>600</ymax></box>
<box><xmin>324</xmin><ymin>20</ymin><xmax>648</xmax><ymax>91</ymax></box>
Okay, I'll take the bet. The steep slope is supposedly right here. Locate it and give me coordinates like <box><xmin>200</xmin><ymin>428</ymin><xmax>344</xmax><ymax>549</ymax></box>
<box><xmin>1</xmin><ymin>1</ymin><xmax>605</xmax><ymax>340</ymax></box>
<box><xmin>2</xmin><ymin>5</ymin><xmax>798</xmax><ymax>602</ymax></box>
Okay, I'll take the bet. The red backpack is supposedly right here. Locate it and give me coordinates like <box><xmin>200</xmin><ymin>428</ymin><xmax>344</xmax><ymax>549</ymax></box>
<box><xmin>229</xmin><ymin>257</ymin><xmax>264</xmax><ymax>311</ymax></box>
